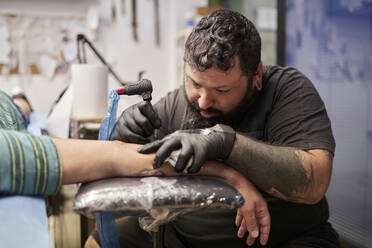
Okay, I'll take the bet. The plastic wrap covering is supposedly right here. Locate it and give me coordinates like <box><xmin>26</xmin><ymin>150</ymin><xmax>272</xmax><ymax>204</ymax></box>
<box><xmin>73</xmin><ymin>176</ymin><xmax>244</xmax><ymax>232</ymax></box>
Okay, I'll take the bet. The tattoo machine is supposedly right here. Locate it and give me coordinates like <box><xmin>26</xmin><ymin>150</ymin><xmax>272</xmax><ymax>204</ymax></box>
<box><xmin>116</xmin><ymin>78</ymin><xmax>158</xmax><ymax>139</ymax></box>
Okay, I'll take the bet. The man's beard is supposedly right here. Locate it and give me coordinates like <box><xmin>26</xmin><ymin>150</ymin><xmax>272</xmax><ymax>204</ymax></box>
<box><xmin>181</xmin><ymin>77</ymin><xmax>258</xmax><ymax>130</ymax></box>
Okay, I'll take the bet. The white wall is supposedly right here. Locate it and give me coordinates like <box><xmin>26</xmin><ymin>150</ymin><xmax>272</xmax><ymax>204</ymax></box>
<box><xmin>101</xmin><ymin>0</ymin><xmax>174</xmax><ymax>111</ymax></box>
<box><xmin>0</xmin><ymin>75</ymin><xmax>69</xmax><ymax>114</ymax></box>
<box><xmin>0</xmin><ymin>0</ymin><xmax>206</xmax><ymax>114</ymax></box>
<box><xmin>92</xmin><ymin>0</ymin><xmax>207</xmax><ymax>111</ymax></box>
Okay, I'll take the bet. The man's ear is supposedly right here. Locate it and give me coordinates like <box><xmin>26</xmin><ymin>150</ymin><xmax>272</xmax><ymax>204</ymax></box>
<box><xmin>253</xmin><ymin>61</ymin><xmax>263</xmax><ymax>91</ymax></box>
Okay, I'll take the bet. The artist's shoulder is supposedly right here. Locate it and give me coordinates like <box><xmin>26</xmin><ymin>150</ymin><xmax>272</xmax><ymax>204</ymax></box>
<box><xmin>156</xmin><ymin>86</ymin><xmax>186</xmax><ymax>105</ymax></box>
<box><xmin>263</xmin><ymin>65</ymin><xmax>315</xmax><ymax>89</ymax></box>
<box><xmin>166</xmin><ymin>86</ymin><xmax>184</xmax><ymax>98</ymax></box>
<box><xmin>154</xmin><ymin>86</ymin><xmax>187</xmax><ymax>136</ymax></box>
<box><xmin>263</xmin><ymin>65</ymin><xmax>307</xmax><ymax>79</ymax></box>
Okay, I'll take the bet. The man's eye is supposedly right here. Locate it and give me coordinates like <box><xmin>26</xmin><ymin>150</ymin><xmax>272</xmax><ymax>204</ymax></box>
<box><xmin>216</xmin><ymin>89</ymin><xmax>230</xmax><ymax>94</ymax></box>
<box><xmin>192</xmin><ymin>81</ymin><xmax>201</xmax><ymax>88</ymax></box>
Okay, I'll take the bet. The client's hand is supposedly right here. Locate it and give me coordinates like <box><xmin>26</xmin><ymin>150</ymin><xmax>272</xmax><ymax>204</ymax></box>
<box><xmin>234</xmin><ymin>179</ymin><xmax>270</xmax><ymax>246</ymax></box>
<box><xmin>195</xmin><ymin>161</ymin><xmax>271</xmax><ymax>246</ymax></box>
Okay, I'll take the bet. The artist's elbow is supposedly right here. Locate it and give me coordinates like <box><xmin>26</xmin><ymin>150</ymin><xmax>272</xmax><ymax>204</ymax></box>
<box><xmin>305</xmin><ymin>192</ymin><xmax>325</xmax><ymax>204</ymax></box>
<box><xmin>303</xmin><ymin>149</ymin><xmax>333</xmax><ymax>204</ymax></box>
<box><xmin>304</xmin><ymin>181</ymin><xmax>330</xmax><ymax>204</ymax></box>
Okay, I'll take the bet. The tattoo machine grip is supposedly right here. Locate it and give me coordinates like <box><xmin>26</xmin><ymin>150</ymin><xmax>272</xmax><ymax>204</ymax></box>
<box><xmin>116</xmin><ymin>78</ymin><xmax>153</xmax><ymax>102</ymax></box>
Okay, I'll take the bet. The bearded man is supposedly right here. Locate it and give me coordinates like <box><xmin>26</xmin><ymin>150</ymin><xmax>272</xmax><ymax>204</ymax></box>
<box><xmin>93</xmin><ymin>8</ymin><xmax>340</xmax><ymax>248</ymax></box>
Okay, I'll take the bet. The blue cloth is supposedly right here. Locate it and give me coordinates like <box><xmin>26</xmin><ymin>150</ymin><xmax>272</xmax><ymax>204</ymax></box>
<box><xmin>0</xmin><ymin>196</ymin><xmax>52</xmax><ymax>248</ymax></box>
<box><xmin>96</xmin><ymin>90</ymin><xmax>121</xmax><ymax>248</ymax></box>
<box><xmin>27</xmin><ymin>112</ymin><xmax>48</xmax><ymax>136</ymax></box>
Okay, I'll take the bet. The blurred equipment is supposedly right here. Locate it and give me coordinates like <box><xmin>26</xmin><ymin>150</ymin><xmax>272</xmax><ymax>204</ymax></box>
<box><xmin>154</xmin><ymin>0</ymin><xmax>160</xmax><ymax>46</ymax></box>
<box><xmin>76</xmin><ymin>33</ymin><xmax>124</xmax><ymax>86</ymax></box>
<box><xmin>71</xmin><ymin>64</ymin><xmax>108</xmax><ymax>120</ymax></box>
<box><xmin>132</xmin><ymin>0</ymin><xmax>138</xmax><ymax>41</ymax></box>
<box><xmin>46</xmin><ymin>87</ymin><xmax>73</xmax><ymax>139</ymax></box>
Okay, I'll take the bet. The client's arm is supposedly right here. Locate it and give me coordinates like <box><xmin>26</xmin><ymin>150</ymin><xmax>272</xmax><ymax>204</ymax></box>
<box><xmin>55</xmin><ymin>139</ymin><xmax>270</xmax><ymax>246</ymax></box>
<box><xmin>194</xmin><ymin>161</ymin><xmax>270</xmax><ymax>246</ymax></box>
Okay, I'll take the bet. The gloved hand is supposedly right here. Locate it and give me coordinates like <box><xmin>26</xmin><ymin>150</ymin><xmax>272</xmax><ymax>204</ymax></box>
<box><xmin>110</xmin><ymin>101</ymin><xmax>161</xmax><ymax>144</ymax></box>
<box><xmin>137</xmin><ymin>124</ymin><xmax>236</xmax><ymax>173</ymax></box>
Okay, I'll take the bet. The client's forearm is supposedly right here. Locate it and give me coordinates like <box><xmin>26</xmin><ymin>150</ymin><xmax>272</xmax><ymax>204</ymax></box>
<box><xmin>55</xmin><ymin>138</ymin><xmax>250</xmax><ymax>190</ymax></box>
<box><xmin>196</xmin><ymin>161</ymin><xmax>270</xmax><ymax>246</ymax></box>
<box><xmin>198</xmin><ymin>161</ymin><xmax>260</xmax><ymax>206</ymax></box>
<box><xmin>54</xmin><ymin>139</ymin><xmax>154</xmax><ymax>184</ymax></box>
<box><xmin>112</xmin><ymin>151</ymin><xmax>257</xmax><ymax>200</ymax></box>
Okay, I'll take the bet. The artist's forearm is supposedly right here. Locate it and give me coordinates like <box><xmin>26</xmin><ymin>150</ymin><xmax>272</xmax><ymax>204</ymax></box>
<box><xmin>226</xmin><ymin>133</ymin><xmax>332</xmax><ymax>204</ymax></box>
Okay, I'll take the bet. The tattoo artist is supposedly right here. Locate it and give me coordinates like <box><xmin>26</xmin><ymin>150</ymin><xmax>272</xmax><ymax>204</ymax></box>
<box><xmin>104</xmin><ymin>9</ymin><xmax>339</xmax><ymax>248</ymax></box>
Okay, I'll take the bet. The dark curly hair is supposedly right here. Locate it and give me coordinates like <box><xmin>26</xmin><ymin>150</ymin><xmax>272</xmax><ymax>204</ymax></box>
<box><xmin>184</xmin><ymin>9</ymin><xmax>261</xmax><ymax>76</ymax></box>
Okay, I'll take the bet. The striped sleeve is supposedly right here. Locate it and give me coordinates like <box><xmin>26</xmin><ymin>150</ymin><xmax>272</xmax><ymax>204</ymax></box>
<box><xmin>0</xmin><ymin>130</ymin><xmax>62</xmax><ymax>196</ymax></box>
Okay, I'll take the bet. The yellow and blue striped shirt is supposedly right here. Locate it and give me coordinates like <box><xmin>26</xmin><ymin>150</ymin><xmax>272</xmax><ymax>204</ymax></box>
<box><xmin>0</xmin><ymin>90</ymin><xmax>62</xmax><ymax>195</ymax></box>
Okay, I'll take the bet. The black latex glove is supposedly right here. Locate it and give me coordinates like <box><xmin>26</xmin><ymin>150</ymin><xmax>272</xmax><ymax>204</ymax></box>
<box><xmin>137</xmin><ymin>124</ymin><xmax>236</xmax><ymax>173</ymax></box>
<box><xmin>110</xmin><ymin>101</ymin><xmax>161</xmax><ymax>143</ymax></box>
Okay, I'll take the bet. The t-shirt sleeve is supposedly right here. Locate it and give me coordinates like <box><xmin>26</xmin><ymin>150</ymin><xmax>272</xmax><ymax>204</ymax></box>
<box><xmin>0</xmin><ymin>130</ymin><xmax>62</xmax><ymax>196</ymax></box>
<box><xmin>154</xmin><ymin>88</ymin><xmax>186</xmax><ymax>138</ymax></box>
<box><xmin>265</xmin><ymin>68</ymin><xmax>335</xmax><ymax>155</ymax></box>
<box><xmin>154</xmin><ymin>95</ymin><xmax>170</xmax><ymax>139</ymax></box>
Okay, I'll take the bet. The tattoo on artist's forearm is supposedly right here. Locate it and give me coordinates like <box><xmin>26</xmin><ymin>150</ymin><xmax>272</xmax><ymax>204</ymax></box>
<box><xmin>253</xmin><ymin>146</ymin><xmax>314</xmax><ymax>200</ymax></box>
<box><xmin>136</xmin><ymin>168</ymin><xmax>165</xmax><ymax>177</ymax></box>
<box><xmin>229</xmin><ymin>138</ymin><xmax>316</xmax><ymax>201</ymax></box>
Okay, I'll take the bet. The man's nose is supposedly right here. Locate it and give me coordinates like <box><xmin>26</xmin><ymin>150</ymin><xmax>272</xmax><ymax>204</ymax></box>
<box><xmin>197</xmin><ymin>89</ymin><xmax>214</xmax><ymax>110</ymax></box>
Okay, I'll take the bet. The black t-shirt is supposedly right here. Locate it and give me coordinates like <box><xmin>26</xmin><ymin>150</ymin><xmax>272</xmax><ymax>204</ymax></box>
<box><xmin>153</xmin><ymin>65</ymin><xmax>336</xmax><ymax>247</ymax></box>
